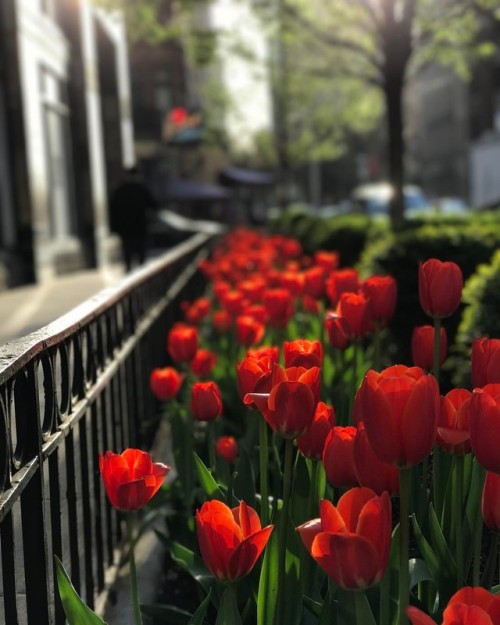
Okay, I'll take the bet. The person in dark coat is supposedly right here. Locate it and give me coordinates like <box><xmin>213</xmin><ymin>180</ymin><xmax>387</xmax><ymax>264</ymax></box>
<box><xmin>109</xmin><ymin>166</ymin><xmax>157</xmax><ymax>272</ymax></box>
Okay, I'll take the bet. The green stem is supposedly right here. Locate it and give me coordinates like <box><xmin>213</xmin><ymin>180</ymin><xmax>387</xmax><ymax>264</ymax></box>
<box><xmin>308</xmin><ymin>459</ymin><xmax>319</xmax><ymax>520</ymax></box>
<box><xmin>433</xmin><ymin>445</ymin><xmax>443</xmax><ymax>521</ymax></box>
<box><xmin>473</xmin><ymin>503</ymin><xmax>483</xmax><ymax>586</ymax></box>
<box><xmin>399</xmin><ymin>467</ymin><xmax>411</xmax><ymax>625</ymax></box>
<box><xmin>454</xmin><ymin>455</ymin><xmax>464</xmax><ymax>587</ymax></box>
<box><xmin>208</xmin><ymin>421</ymin><xmax>216</xmax><ymax>470</ymax></box>
<box><xmin>277</xmin><ymin>438</ymin><xmax>295</xmax><ymax>625</ymax></box>
<box><xmin>228</xmin><ymin>468</ymin><xmax>234</xmax><ymax>507</ymax></box>
<box><xmin>379</xmin><ymin>568</ymin><xmax>390</xmax><ymax>625</ymax></box>
<box><xmin>127</xmin><ymin>512</ymin><xmax>143</xmax><ymax>625</ymax></box>
<box><xmin>432</xmin><ymin>318</ymin><xmax>442</xmax><ymax>386</ymax></box>
<box><xmin>259</xmin><ymin>418</ymin><xmax>270</xmax><ymax>527</ymax></box>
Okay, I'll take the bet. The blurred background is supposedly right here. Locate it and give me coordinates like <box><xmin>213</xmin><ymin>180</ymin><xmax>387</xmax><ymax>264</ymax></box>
<box><xmin>1</xmin><ymin>0</ymin><xmax>499</xmax><ymax>290</ymax></box>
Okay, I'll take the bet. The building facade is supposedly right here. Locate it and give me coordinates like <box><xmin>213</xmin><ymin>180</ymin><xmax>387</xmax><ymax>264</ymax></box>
<box><xmin>0</xmin><ymin>0</ymin><xmax>134</xmax><ymax>289</ymax></box>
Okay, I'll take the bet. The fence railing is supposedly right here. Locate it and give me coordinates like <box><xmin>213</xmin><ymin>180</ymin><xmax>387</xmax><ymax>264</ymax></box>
<box><xmin>0</xmin><ymin>232</ymin><xmax>215</xmax><ymax>625</ymax></box>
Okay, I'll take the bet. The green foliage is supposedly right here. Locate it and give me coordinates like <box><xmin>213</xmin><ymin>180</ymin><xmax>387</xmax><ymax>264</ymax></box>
<box><xmin>452</xmin><ymin>247</ymin><xmax>500</xmax><ymax>386</ymax></box>
<box><xmin>359</xmin><ymin>211</ymin><xmax>500</xmax><ymax>381</ymax></box>
<box><xmin>268</xmin><ymin>209</ymin><xmax>385</xmax><ymax>267</ymax></box>
<box><xmin>54</xmin><ymin>556</ymin><xmax>107</xmax><ymax>625</ymax></box>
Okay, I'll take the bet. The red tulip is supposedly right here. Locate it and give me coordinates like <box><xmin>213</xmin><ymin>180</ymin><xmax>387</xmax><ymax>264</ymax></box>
<box><xmin>182</xmin><ymin>297</ymin><xmax>211</xmax><ymax>325</ymax></box>
<box><xmin>471</xmin><ymin>338</ymin><xmax>500</xmax><ymax>388</ymax></box>
<box><xmin>437</xmin><ymin>389</ymin><xmax>472</xmax><ymax>455</ymax></box>
<box><xmin>244</xmin><ymin>363</ymin><xmax>321</xmax><ymax>438</ymax></box>
<box><xmin>356</xmin><ymin>364</ymin><xmax>440</xmax><ymax>467</ymax></box>
<box><xmin>314</xmin><ymin>250</ymin><xmax>339</xmax><ymax>271</ymax></box>
<box><xmin>336</xmin><ymin>292</ymin><xmax>374</xmax><ymax>338</ymax></box>
<box><xmin>353</xmin><ymin>422</ymin><xmax>400</xmax><ymax>496</ymax></box>
<box><xmin>215</xmin><ymin>436</ymin><xmax>239</xmax><ymax>464</ymax></box>
<box><xmin>297</xmin><ymin>401</ymin><xmax>336</xmax><ymax>460</ymax></box>
<box><xmin>190</xmin><ymin>349</ymin><xmax>217</xmax><ymax>377</ymax></box>
<box><xmin>246</xmin><ymin>345</ymin><xmax>280</xmax><ymax>364</ymax></box>
<box><xmin>469</xmin><ymin>384</ymin><xmax>500</xmax><ymax>473</ymax></box>
<box><xmin>296</xmin><ymin>488</ymin><xmax>391</xmax><ymax>590</ymax></box>
<box><xmin>283</xmin><ymin>339</ymin><xmax>323</xmax><ymax>369</ymax></box>
<box><xmin>418</xmin><ymin>258</ymin><xmax>463</xmax><ymax>319</ymax></box>
<box><xmin>361</xmin><ymin>275</ymin><xmax>397</xmax><ymax>326</ymax></box>
<box><xmin>324</xmin><ymin>311</ymin><xmax>351</xmax><ymax>351</ymax></box>
<box><xmin>236</xmin><ymin>354</ymin><xmax>274</xmax><ymax>402</ymax></box>
<box><xmin>99</xmin><ymin>449</ymin><xmax>170</xmax><ymax>511</ymax></box>
<box><xmin>221</xmin><ymin>289</ymin><xmax>248</xmax><ymax>317</ymax></box>
<box><xmin>239</xmin><ymin>277</ymin><xmax>266</xmax><ymax>303</ymax></box>
<box><xmin>407</xmin><ymin>586</ymin><xmax>500</xmax><ymax>625</ymax></box>
<box><xmin>279</xmin><ymin>271</ymin><xmax>304</xmax><ymax>297</ymax></box>
<box><xmin>167</xmin><ymin>324</ymin><xmax>198</xmax><ymax>363</ymax></box>
<box><xmin>235</xmin><ymin>315</ymin><xmax>265</xmax><ymax>347</ymax></box>
<box><xmin>326</xmin><ymin>269</ymin><xmax>359</xmax><ymax>307</ymax></box>
<box><xmin>303</xmin><ymin>266</ymin><xmax>326</xmax><ymax>299</ymax></box>
<box><xmin>323</xmin><ymin>426</ymin><xmax>358</xmax><ymax>488</ymax></box>
<box><xmin>411</xmin><ymin>325</ymin><xmax>447</xmax><ymax>370</ymax></box>
<box><xmin>191</xmin><ymin>381</ymin><xmax>223</xmax><ymax>421</ymax></box>
<box><xmin>149</xmin><ymin>367</ymin><xmax>183</xmax><ymax>401</ymax></box>
<box><xmin>196</xmin><ymin>500</ymin><xmax>273</xmax><ymax>581</ymax></box>
<box><xmin>263</xmin><ymin>288</ymin><xmax>294</xmax><ymax>328</ymax></box>
<box><xmin>213</xmin><ymin>309</ymin><xmax>232</xmax><ymax>333</ymax></box>
<box><xmin>302</xmin><ymin>294</ymin><xmax>320</xmax><ymax>314</ymax></box>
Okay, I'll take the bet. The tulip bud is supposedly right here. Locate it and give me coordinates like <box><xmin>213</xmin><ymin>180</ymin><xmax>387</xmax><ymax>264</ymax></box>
<box><xmin>191</xmin><ymin>381</ymin><xmax>223</xmax><ymax>421</ymax></box>
<box><xmin>418</xmin><ymin>258</ymin><xmax>463</xmax><ymax>319</ymax></box>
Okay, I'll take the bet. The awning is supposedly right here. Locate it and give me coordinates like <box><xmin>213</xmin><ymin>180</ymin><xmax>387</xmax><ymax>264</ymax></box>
<box><xmin>218</xmin><ymin>167</ymin><xmax>274</xmax><ymax>187</ymax></box>
<box><xmin>164</xmin><ymin>178</ymin><xmax>231</xmax><ymax>203</ymax></box>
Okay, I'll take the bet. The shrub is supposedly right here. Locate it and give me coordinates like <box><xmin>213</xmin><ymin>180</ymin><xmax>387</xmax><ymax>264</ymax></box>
<box><xmin>451</xmin><ymin>249</ymin><xmax>500</xmax><ymax>387</ymax></box>
<box><xmin>358</xmin><ymin>213</ymin><xmax>500</xmax><ymax>381</ymax></box>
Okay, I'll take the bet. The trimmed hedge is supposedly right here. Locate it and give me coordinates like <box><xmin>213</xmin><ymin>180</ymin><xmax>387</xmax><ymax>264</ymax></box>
<box><xmin>268</xmin><ymin>210</ymin><xmax>385</xmax><ymax>267</ymax></box>
<box><xmin>358</xmin><ymin>213</ymin><xmax>500</xmax><ymax>386</ymax></box>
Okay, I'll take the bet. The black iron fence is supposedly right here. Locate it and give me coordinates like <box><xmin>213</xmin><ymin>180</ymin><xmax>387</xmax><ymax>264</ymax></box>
<box><xmin>0</xmin><ymin>232</ymin><xmax>215</xmax><ymax>625</ymax></box>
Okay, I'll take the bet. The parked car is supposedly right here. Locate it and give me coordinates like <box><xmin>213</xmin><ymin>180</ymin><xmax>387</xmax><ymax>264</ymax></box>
<box><xmin>350</xmin><ymin>182</ymin><xmax>433</xmax><ymax>217</ymax></box>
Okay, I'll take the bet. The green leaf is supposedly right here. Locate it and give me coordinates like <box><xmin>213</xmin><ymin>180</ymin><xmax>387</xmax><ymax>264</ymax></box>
<box><xmin>233</xmin><ymin>447</ymin><xmax>256</xmax><ymax>508</ymax></box>
<box><xmin>257</xmin><ymin>509</ymin><xmax>302</xmax><ymax>625</ymax></box>
<box><xmin>188</xmin><ymin>589</ymin><xmax>213</xmax><ymax>625</ymax></box>
<box><xmin>409</xmin><ymin>558</ymin><xmax>434</xmax><ymax>589</ymax></box>
<box><xmin>463</xmin><ymin>458</ymin><xmax>485</xmax><ymax>569</ymax></box>
<box><xmin>194</xmin><ymin>452</ymin><xmax>226</xmax><ymax>502</ymax></box>
<box><xmin>303</xmin><ymin>595</ymin><xmax>322</xmax><ymax>617</ymax></box>
<box><xmin>215</xmin><ymin>588</ymin><xmax>243</xmax><ymax>625</ymax></box>
<box><xmin>141</xmin><ymin>604</ymin><xmax>192</xmax><ymax>624</ymax></box>
<box><xmin>54</xmin><ymin>556</ymin><xmax>107</xmax><ymax>625</ymax></box>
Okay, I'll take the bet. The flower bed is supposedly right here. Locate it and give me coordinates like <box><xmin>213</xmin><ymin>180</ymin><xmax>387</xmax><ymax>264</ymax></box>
<box><xmin>56</xmin><ymin>227</ymin><xmax>500</xmax><ymax>625</ymax></box>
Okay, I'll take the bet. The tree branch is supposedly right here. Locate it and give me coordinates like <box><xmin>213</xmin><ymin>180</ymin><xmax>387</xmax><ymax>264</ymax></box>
<box><xmin>283</xmin><ymin>2</ymin><xmax>384</xmax><ymax>75</ymax></box>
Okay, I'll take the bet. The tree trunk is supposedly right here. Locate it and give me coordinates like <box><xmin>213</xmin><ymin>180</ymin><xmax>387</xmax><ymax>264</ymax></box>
<box><xmin>385</xmin><ymin>75</ymin><xmax>405</xmax><ymax>229</ymax></box>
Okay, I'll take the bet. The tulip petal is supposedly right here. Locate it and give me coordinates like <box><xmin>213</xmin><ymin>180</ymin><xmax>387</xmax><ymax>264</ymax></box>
<box><xmin>361</xmin><ymin>377</ymin><xmax>405</xmax><ymax>465</ymax></box>
<box><xmin>443</xmin><ymin>604</ymin><xmax>494</xmax><ymax>625</ymax></box>
<box><xmin>401</xmin><ymin>374</ymin><xmax>439</xmax><ymax>466</ymax></box>
<box><xmin>319</xmin><ymin>499</ymin><xmax>347</xmax><ymax>534</ymax></box>
<box><xmin>449</xmin><ymin>587</ymin><xmax>496</xmax><ymax>612</ymax></box>
<box><xmin>336</xmin><ymin>487</ymin><xmax>378</xmax><ymax>533</ymax></box>
<box><xmin>356</xmin><ymin>491</ymin><xmax>391</xmax><ymax>574</ymax></box>
<box><xmin>296</xmin><ymin>518</ymin><xmax>322</xmax><ymax>554</ymax></box>
<box><xmin>227</xmin><ymin>525</ymin><xmax>274</xmax><ymax>580</ymax></box>
<box><xmin>406</xmin><ymin>606</ymin><xmax>440</xmax><ymax>625</ymax></box>
<box><xmin>232</xmin><ymin>500</ymin><xmax>262</xmax><ymax>538</ymax></box>
<box><xmin>470</xmin><ymin>391</ymin><xmax>500</xmax><ymax>473</ymax></box>
<box><xmin>196</xmin><ymin>501</ymin><xmax>242</xmax><ymax>579</ymax></box>
<box><xmin>311</xmin><ymin>532</ymin><xmax>380</xmax><ymax>589</ymax></box>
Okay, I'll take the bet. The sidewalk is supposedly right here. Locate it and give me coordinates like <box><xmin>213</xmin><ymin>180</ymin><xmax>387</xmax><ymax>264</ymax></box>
<box><xmin>0</xmin><ymin>263</ymin><xmax>126</xmax><ymax>347</ymax></box>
